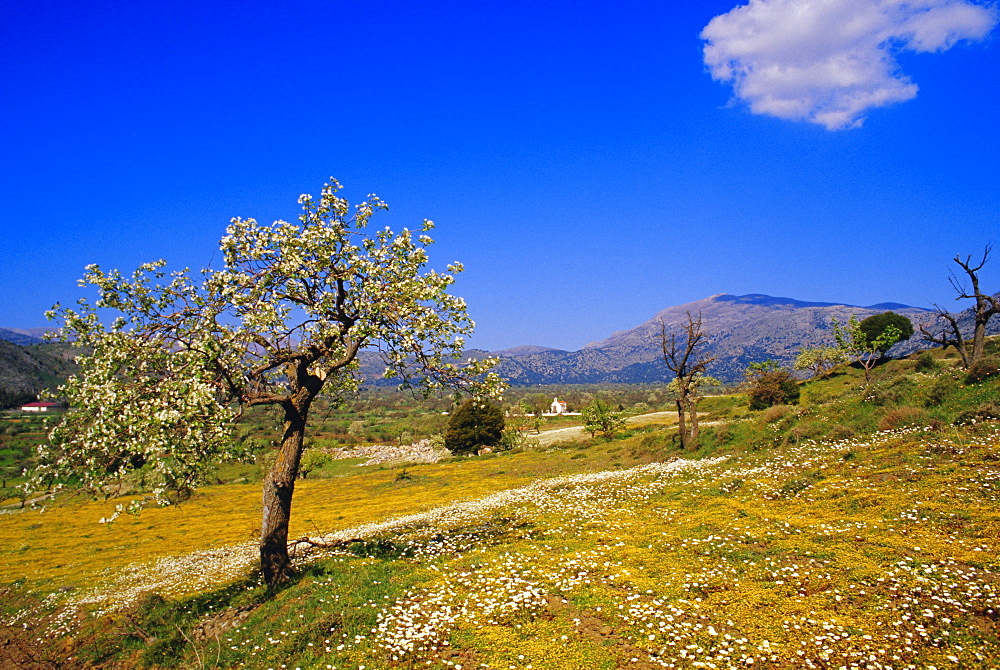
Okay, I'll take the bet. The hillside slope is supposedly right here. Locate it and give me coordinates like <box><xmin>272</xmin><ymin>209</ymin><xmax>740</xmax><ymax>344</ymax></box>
<box><xmin>0</xmin><ymin>340</ymin><xmax>77</xmax><ymax>407</ymax></box>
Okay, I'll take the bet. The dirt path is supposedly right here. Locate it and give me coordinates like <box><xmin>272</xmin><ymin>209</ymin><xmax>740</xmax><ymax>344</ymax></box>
<box><xmin>529</xmin><ymin>411</ymin><xmax>679</xmax><ymax>447</ymax></box>
<box><xmin>529</xmin><ymin>424</ymin><xmax>588</xmax><ymax>446</ymax></box>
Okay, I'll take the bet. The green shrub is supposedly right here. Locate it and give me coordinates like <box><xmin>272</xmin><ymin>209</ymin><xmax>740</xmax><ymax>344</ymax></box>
<box><xmin>444</xmin><ymin>400</ymin><xmax>505</xmax><ymax>455</ymax></box>
<box><xmin>298</xmin><ymin>449</ymin><xmax>331</xmax><ymax>479</ymax></box>
<box><xmin>864</xmin><ymin>377</ymin><xmax>916</xmax><ymax>406</ymax></box>
<box><xmin>639</xmin><ymin>431</ymin><xmax>672</xmax><ymax>450</ymax></box>
<box><xmin>878</xmin><ymin>406</ymin><xmax>937</xmax><ymax>432</ymax></box>
<box><xmin>914</xmin><ymin>352</ymin><xmax>938</xmax><ymax>372</ymax></box>
<box><xmin>923</xmin><ymin>374</ymin><xmax>959</xmax><ymax>407</ymax></box>
<box><xmin>954</xmin><ymin>402</ymin><xmax>1000</xmax><ymax>426</ymax></box>
<box><xmin>745</xmin><ymin>362</ymin><xmax>800</xmax><ymax>411</ymax></box>
<box><xmin>965</xmin><ymin>356</ymin><xmax>1000</xmax><ymax>384</ymax></box>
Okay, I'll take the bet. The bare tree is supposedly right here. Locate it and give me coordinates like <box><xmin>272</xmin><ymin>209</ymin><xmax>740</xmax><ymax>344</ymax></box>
<box><xmin>661</xmin><ymin>312</ymin><xmax>716</xmax><ymax>449</ymax></box>
<box><xmin>920</xmin><ymin>245</ymin><xmax>1000</xmax><ymax>369</ymax></box>
<box><xmin>920</xmin><ymin>309</ymin><xmax>970</xmax><ymax>368</ymax></box>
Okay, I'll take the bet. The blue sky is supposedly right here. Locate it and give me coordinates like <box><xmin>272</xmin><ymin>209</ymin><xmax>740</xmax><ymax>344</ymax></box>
<box><xmin>2</xmin><ymin>0</ymin><xmax>997</xmax><ymax>351</ymax></box>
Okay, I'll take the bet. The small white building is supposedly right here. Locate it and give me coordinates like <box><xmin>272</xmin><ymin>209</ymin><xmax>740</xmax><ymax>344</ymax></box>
<box><xmin>19</xmin><ymin>401</ymin><xmax>60</xmax><ymax>413</ymax></box>
<box><xmin>549</xmin><ymin>397</ymin><xmax>568</xmax><ymax>415</ymax></box>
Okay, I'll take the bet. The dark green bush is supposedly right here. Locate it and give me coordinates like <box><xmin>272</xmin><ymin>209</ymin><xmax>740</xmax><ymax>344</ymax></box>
<box><xmin>444</xmin><ymin>399</ymin><xmax>505</xmax><ymax>455</ymax></box>
<box><xmin>864</xmin><ymin>377</ymin><xmax>916</xmax><ymax>406</ymax></box>
<box><xmin>954</xmin><ymin>402</ymin><xmax>1000</xmax><ymax>426</ymax></box>
<box><xmin>859</xmin><ymin>312</ymin><xmax>914</xmax><ymax>352</ymax></box>
<box><xmin>914</xmin><ymin>352</ymin><xmax>938</xmax><ymax>372</ymax></box>
<box><xmin>965</xmin><ymin>356</ymin><xmax>1000</xmax><ymax>384</ymax></box>
<box><xmin>923</xmin><ymin>374</ymin><xmax>959</xmax><ymax>407</ymax></box>
<box><xmin>745</xmin><ymin>361</ymin><xmax>800</xmax><ymax>411</ymax></box>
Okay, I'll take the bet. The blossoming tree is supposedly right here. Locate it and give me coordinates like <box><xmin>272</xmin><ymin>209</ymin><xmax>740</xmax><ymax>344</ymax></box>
<box><xmin>29</xmin><ymin>179</ymin><xmax>502</xmax><ymax>586</ymax></box>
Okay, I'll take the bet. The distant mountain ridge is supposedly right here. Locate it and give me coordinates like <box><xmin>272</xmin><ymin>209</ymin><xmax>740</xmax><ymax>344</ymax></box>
<box><xmin>0</xmin><ymin>327</ymin><xmax>49</xmax><ymax>346</ymax></box>
<box><xmin>486</xmin><ymin>293</ymin><xmax>939</xmax><ymax>385</ymax></box>
<box><xmin>4</xmin><ymin>293</ymin><xmax>995</xmax><ymax>394</ymax></box>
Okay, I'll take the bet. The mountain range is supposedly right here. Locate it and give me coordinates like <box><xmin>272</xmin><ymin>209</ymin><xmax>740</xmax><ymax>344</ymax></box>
<box><xmin>473</xmin><ymin>293</ymin><xmax>938</xmax><ymax>385</ymax></box>
<box><xmin>3</xmin><ymin>293</ymin><xmax>997</xmax><ymax>400</ymax></box>
<box><xmin>0</xmin><ymin>327</ymin><xmax>50</xmax><ymax>346</ymax></box>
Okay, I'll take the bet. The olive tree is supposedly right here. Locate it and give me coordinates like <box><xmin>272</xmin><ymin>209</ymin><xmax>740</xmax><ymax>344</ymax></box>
<box><xmin>858</xmin><ymin>312</ymin><xmax>913</xmax><ymax>358</ymax></box>
<box><xmin>28</xmin><ymin>179</ymin><xmax>502</xmax><ymax>587</ymax></box>
<box><xmin>793</xmin><ymin>345</ymin><xmax>845</xmax><ymax>378</ymax></box>
<box><xmin>580</xmin><ymin>399</ymin><xmax>628</xmax><ymax>438</ymax></box>
<box><xmin>832</xmin><ymin>315</ymin><xmax>901</xmax><ymax>383</ymax></box>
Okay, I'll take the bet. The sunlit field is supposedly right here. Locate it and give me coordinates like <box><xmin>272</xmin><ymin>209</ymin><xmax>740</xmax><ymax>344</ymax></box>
<box><xmin>2</xmin><ymin>353</ymin><xmax>999</xmax><ymax>669</ymax></box>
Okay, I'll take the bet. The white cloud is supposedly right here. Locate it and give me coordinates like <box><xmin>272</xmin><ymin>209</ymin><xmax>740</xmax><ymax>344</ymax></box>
<box><xmin>701</xmin><ymin>0</ymin><xmax>997</xmax><ymax>130</ymax></box>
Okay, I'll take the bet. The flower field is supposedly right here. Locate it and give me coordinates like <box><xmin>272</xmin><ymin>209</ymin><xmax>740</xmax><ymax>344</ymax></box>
<box><xmin>4</xmin><ymin>418</ymin><xmax>998</xmax><ymax>669</ymax></box>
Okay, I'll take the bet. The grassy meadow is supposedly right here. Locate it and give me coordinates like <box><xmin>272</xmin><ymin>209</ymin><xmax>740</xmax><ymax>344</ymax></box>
<box><xmin>1</xmin><ymin>347</ymin><xmax>999</xmax><ymax>669</ymax></box>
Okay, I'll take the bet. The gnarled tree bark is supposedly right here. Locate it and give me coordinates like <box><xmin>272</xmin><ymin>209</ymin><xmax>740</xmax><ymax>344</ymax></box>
<box><xmin>257</xmin><ymin>359</ymin><xmax>325</xmax><ymax>586</ymax></box>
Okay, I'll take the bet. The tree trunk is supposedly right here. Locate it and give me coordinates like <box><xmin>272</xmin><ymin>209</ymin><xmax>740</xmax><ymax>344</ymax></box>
<box><xmin>687</xmin><ymin>398</ymin><xmax>699</xmax><ymax>448</ymax></box>
<box><xmin>972</xmin><ymin>320</ymin><xmax>987</xmax><ymax>367</ymax></box>
<box><xmin>260</xmin><ymin>400</ymin><xmax>309</xmax><ymax>587</ymax></box>
<box><xmin>675</xmin><ymin>398</ymin><xmax>687</xmax><ymax>449</ymax></box>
